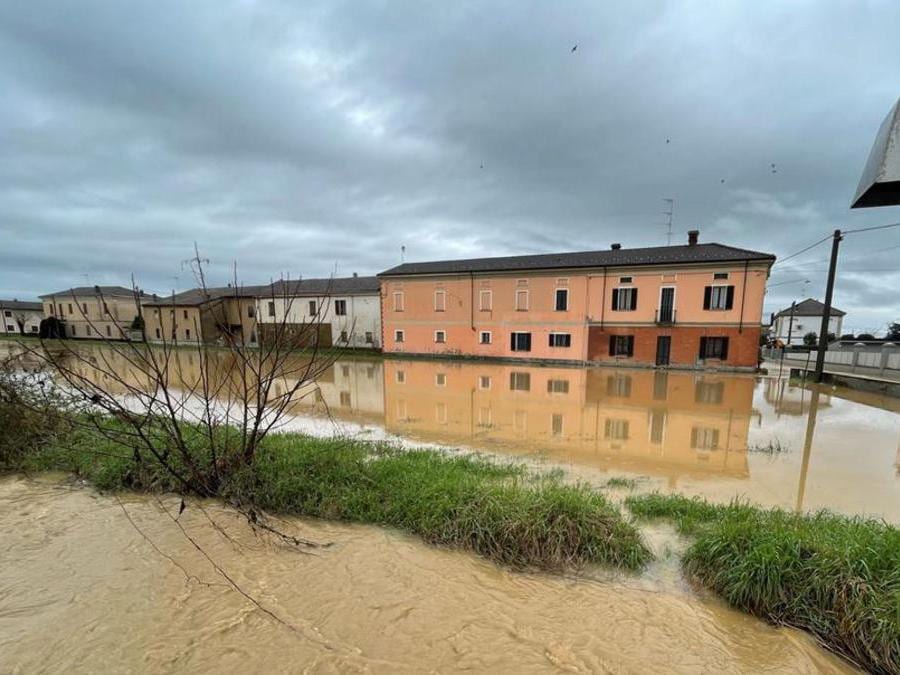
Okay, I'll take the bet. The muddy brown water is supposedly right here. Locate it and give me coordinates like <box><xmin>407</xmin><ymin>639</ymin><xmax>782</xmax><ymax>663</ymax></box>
<box><xmin>0</xmin><ymin>477</ymin><xmax>856</xmax><ymax>673</ymax></box>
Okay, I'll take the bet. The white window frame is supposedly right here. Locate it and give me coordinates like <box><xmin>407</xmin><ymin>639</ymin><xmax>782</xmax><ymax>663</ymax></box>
<box><xmin>479</xmin><ymin>330</ymin><xmax>492</xmax><ymax>345</ymax></box>
<box><xmin>657</xmin><ymin>285</ymin><xmax>676</xmax><ymax>316</ymax></box>
<box><xmin>549</xmin><ymin>332</ymin><xmax>571</xmax><ymax>348</ymax></box>
<box><xmin>395</xmin><ymin>370</ymin><xmax>406</xmax><ymax>383</ymax></box>
<box><xmin>554</xmin><ymin>287</ymin><xmax>569</xmax><ymax>312</ymax></box>
<box><xmin>708</xmin><ymin>284</ymin><xmax>730</xmax><ymax>310</ymax></box>
<box><xmin>478</xmin><ymin>375</ymin><xmax>492</xmax><ymax>390</ymax></box>
<box><xmin>479</xmin><ymin>289</ymin><xmax>492</xmax><ymax>311</ymax></box>
<box><xmin>394</xmin><ymin>329</ymin><xmax>405</xmax><ymax>343</ymax></box>
<box><xmin>435</xmin><ymin>373</ymin><xmax>447</xmax><ymax>387</ymax></box>
<box><xmin>551</xmin><ymin>413</ymin><xmax>564</xmax><ymax>436</ymax></box>
<box><xmin>434</xmin><ymin>330</ymin><xmax>447</xmax><ymax>344</ymax></box>
<box><xmin>614</xmin><ymin>286</ymin><xmax>636</xmax><ymax>311</ymax></box>
<box><xmin>434</xmin><ymin>289</ymin><xmax>446</xmax><ymax>312</ymax></box>
<box><xmin>334</xmin><ymin>299</ymin><xmax>347</xmax><ymax>316</ymax></box>
<box><xmin>393</xmin><ymin>291</ymin><xmax>404</xmax><ymax>312</ymax></box>
<box><xmin>515</xmin><ymin>289</ymin><xmax>529</xmax><ymax>311</ymax></box>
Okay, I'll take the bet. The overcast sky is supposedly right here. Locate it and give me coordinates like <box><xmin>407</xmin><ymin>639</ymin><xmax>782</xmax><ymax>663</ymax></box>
<box><xmin>2</xmin><ymin>1</ymin><xmax>899</xmax><ymax>333</ymax></box>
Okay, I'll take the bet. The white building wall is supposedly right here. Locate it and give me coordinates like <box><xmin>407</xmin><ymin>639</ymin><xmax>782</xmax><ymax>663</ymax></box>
<box><xmin>257</xmin><ymin>293</ymin><xmax>381</xmax><ymax>349</ymax></box>
<box><xmin>0</xmin><ymin>309</ymin><xmax>43</xmax><ymax>335</ymax></box>
<box><xmin>774</xmin><ymin>314</ymin><xmax>843</xmax><ymax>345</ymax></box>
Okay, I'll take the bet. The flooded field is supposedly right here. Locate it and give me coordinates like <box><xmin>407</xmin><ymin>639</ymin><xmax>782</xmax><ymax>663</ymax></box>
<box><xmin>2</xmin><ymin>342</ymin><xmax>898</xmax><ymax>672</ymax></box>
<box><xmin>0</xmin><ymin>477</ymin><xmax>855</xmax><ymax>673</ymax></box>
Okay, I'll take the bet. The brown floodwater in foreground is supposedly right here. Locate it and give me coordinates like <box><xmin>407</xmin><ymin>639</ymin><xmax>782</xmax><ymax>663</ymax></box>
<box><xmin>0</xmin><ymin>477</ymin><xmax>856</xmax><ymax>673</ymax></box>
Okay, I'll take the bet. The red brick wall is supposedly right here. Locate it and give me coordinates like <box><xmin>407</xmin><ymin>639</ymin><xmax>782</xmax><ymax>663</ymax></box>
<box><xmin>587</xmin><ymin>326</ymin><xmax>761</xmax><ymax>368</ymax></box>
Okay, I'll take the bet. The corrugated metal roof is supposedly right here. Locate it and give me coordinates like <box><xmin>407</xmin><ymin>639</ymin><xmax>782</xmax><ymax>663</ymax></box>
<box><xmin>378</xmin><ymin>242</ymin><xmax>776</xmax><ymax>277</ymax></box>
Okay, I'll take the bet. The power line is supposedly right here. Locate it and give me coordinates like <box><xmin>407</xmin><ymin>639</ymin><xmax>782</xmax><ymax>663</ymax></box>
<box><xmin>772</xmin><ymin>234</ymin><xmax>832</xmax><ymax>266</ymax></box>
<box><xmin>841</xmin><ymin>221</ymin><xmax>900</xmax><ymax>235</ymax></box>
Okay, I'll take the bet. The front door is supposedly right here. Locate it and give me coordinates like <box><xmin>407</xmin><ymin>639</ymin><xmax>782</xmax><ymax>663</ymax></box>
<box><xmin>659</xmin><ymin>287</ymin><xmax>675</xmax><ymax>323</ymax></box>
<box><xmin>655</xmin><ymin>335</ymin><xmax>671</xmax><ymax>366</ymax></box>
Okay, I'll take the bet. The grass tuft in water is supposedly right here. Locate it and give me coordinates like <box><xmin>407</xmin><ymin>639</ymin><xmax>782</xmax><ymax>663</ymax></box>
<box><xmin>626</xmin><ymin>493</ymin><xmax>900</xmax><ymax>674</ymax></box>
<box><xmin>604</xmin><ymin>476</ymin><xmax>641</xmax><ymax>489</ymax></box>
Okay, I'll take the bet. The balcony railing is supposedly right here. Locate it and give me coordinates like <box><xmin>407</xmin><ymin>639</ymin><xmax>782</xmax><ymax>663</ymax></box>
<box><xmin>655</xmin><ymin>308</ymin><xmax>676</xmax><ymax>325</ymax></box>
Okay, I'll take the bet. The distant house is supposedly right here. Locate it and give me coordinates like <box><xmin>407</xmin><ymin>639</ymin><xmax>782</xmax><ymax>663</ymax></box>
<box><xmin>255</xmin><ymin>275</ymin><xmax>381</xmax><ymax>349</ymax></box>
<box><xmin>39</xmin><ymin>286</ymin><xmax>144</xmax><ymax>340</ymax></box>
<box><xmin>0</xmin><ymin>300</ymin><xmax>43</xmax><ymax>336</ymax></box>
<box><xmin>141</xmin><ymin>286</ymin><xmax>264</xmax><ymax>346</ymax></box>
<box><xmin>772</xmin><ymin>298</ymin><xmax>845</xmax><ymax>346</ymax></box>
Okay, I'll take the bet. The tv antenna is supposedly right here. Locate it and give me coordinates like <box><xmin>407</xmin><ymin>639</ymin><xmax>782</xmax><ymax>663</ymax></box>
<box><xmin>662</xmin><ymin>198</ymin><xmax>675</xmax><ymax>245</ymax></box>
<box><xmin>400</xmin><ymin>245</ymin><xmax>406</xmax><ymax>263</ymax></box>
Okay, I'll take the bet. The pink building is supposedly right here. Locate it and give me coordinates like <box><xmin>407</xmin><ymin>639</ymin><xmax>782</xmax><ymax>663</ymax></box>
<box><xmin>377</xmin><ymin>231</ymin><xmax>775</xmax><ymax>370</ymax></box>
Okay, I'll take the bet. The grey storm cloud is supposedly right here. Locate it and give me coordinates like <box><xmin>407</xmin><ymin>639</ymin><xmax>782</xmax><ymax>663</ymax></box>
<box><xmin>1</xmin><ymin>0</ymin><xmax>899</xmax><ymax>333</ymax></box>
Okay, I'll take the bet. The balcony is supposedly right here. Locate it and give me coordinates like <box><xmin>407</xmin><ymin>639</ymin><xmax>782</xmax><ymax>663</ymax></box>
<box><xmin>655</xmin><ymin>308</ymin><xmax>677</xmax><ymax>325</ymax></box>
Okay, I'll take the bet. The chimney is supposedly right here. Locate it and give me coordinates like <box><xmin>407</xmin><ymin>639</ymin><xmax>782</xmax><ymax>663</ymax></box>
<box><xmin>610</xmin><ymin>243</ymin><xmax>622</xmax><ymax>250</ymax></box>
<box><xmin>353</xmin><ymin>272</ymin><xmax>358</xmax><ymax>277</ymax></box>
<box><xmin>687</xmin><ymin>230</ymin><xmax>699</xmax><ymax>246</ymax></box>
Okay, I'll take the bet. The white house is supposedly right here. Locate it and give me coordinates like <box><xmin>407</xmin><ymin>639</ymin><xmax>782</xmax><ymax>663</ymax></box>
<box><xmin>0</xmin><ymin>300</ymin><xmax>43</xmax><ymax>336</ymax></box>
<box><xmin>772</xmin><ymin>298</ymin><xmax>845</xmax><ymax>346</ymax></box>
<box><xmin>256</xmin><ymin>275</ymin><xmax>381</xmax><ymax>349</ymax></box>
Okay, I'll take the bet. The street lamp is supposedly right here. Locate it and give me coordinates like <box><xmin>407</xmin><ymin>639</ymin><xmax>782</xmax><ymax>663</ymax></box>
<box><xmin>852</xmin><ymin>97</ymin><xmax>900</xmax><ymax>208</ymax></box>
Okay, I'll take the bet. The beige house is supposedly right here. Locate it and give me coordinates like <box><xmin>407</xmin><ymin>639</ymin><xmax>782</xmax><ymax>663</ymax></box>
<box><xmin>142</xmin><ymin>286</ymin><xmax>263</xmax><ymax>345</ymax></box>
<box><xmin>40</xmin><ymin>286</ymin><xmax>142</xmax><ymax>340</ymax></box>
<box><xmin>0</xmin><ymin>300</ymin><xmax>43</xmax><ymax>336</ymax></box>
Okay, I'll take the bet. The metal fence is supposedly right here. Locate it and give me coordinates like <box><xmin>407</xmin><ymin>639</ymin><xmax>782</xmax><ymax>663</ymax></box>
<box><xmin>762</xmin><ymin>346</ymin><xmax>900</xmax><ymax>376</ymax></box>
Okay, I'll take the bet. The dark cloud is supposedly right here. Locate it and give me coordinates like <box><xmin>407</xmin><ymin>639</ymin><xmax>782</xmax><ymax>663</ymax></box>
<box><xmin>1</xmin><ymin>1</ymin><xmax>899</xmax><ymax>332</ymax></box>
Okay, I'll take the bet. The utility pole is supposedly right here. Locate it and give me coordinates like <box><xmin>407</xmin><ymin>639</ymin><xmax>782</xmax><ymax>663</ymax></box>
<box><xmin>814</xmin><ymin>229</ymin><xmax>842</xmax><ymax>383</ymax></box>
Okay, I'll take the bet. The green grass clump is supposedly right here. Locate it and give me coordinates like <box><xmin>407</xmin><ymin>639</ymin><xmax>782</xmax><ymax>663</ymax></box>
<box><xmin>627</xmin><ymin>493</ymin><xmax>900</xmax><ymax>674</ymax></box>
<box><xmin>604</xmin><ymin>476</ymin><xmax>640</xmax><ymax>489</ymax></box>
<box><xmin>238</xmin><ymin>435</ymin><xmax>652</xmax><ymax>570</ymax></box>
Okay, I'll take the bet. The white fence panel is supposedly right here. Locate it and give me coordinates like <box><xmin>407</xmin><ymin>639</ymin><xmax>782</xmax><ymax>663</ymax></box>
<box><xmin>858</xmin><ymin>352</ymin><xmax>881</xmax><ymax>368</ymax></box>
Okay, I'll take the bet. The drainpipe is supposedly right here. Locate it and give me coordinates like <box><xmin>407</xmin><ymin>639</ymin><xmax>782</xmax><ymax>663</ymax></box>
<box><xmin>469</xmin><ymin>272</ymin><xmax>475</xmax><ymax>332</ymax></box>
<box><xmin>599</xmin><ymin>266</ymin><xmax>607</xmax><ymax>329</ymax></box>
<box><xmin>738</xmin><ymin>260</ymin><xmax>749</xmax><ymax>333</ymax></box>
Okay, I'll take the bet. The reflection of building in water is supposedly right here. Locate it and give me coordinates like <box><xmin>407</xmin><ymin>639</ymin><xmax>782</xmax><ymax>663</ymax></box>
<box><xmin>763</xmin><ymin>377</ymin><xmax>832</xmax><ymax>416</ymax></box>
<box><xmin>287</xmin><ymin>359</ymin><xmax>384</xmax><ymax>422</ymax></box>
<box><xmin>384</xmin><ymin>360</ymin><xmax>754</xmax><ymax>485</ymax></box>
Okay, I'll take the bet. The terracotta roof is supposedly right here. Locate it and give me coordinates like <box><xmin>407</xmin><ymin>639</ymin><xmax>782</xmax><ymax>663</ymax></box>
<box><xmin>378</xmin><ymin>242</ymin><xmax>775</xmax><ymax>277</ymax></box>
<box><xmin>40</xmin><ymin>285</ymin><xmax>137</xmax><ymax>299</ymax></box>
<box><xmin>775</xmin><ymin>298</ymin><xmax>846</xmax><ymax>318</ymax></box>
<box><xmin>0</xmin><ymin>300</ymin><xmax>43</xmax><ymax>312</ymax></box>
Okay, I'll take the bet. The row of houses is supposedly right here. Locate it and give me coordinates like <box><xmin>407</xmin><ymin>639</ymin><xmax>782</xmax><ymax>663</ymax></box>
<box><xmin>5</xmin><ymin>231</ymin><xmax>780</xmax><ymax>370</ymax></box>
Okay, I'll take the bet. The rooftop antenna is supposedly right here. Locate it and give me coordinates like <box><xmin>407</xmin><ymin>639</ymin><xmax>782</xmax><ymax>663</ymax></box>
<box><xmin>662</xmin><ymin>198</ymin><xmax>675</xmax><ymax>245</ymax></box>
<box><xmin>400</xmin><ymin>245</ymin><xmax>406</xmax><ymax>263</ymax></box>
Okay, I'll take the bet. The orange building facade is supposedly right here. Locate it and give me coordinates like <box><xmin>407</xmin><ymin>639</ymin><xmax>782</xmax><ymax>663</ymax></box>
<box><xmin>378</xmin><ymin>232</ymin><xmax>775</xmax><ymax>370</ymax></box>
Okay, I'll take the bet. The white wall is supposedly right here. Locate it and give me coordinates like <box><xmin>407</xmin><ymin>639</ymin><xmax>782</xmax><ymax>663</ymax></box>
<box><xmin>256</xmin><ymin>293</ymin><xmax>381</xmax><ymax>349</ymax></box>
<box><xmin>774</xmin><ymin>314</ymin><xmax>842</xmax><ymax>345</ymax></box>
<box><xmin>0</xmin><ymin>308</ymin><xmax>42</xmax><ymax>336</ymax></box>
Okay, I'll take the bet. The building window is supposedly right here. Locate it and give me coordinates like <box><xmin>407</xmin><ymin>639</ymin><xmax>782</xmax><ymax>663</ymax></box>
<box><xmin>548</xmin><ymin>333</ymin><xmax>571</xmax><ymax>348</ymax></box>
<box><xmin>30</xmin><ymin>326</ymin><xmax>37</xmax><ymax>333</ymax></box>
<box><xmin>340</xmin><ymin>391</ymin><xmax>352</xmax><ymax>407</ymax></box>
<box><xmin>478</xmin><ymin>407</ymin><xmax>492</xmax><ymax>428</ymax></box>
<box><xmin>6</xmin><ymin>325</ymin><xmax>14</xmax><ymax>332</ymax></box>
<box><xmin>703</xmin><ymin>285</ymin><xmax>734</xmax><ymax>311</ymax></box>
<box><xmin>434</xmin><ymin>290</ymin><xmax>446</xmax><ymax>312</ymax></box>
<box><xmin>396</xmin><ymin>370</ymin><xmax>405</xmax><ymax>383</ymax></box>
<box><xmin>650</xmin><ymin>410</ymin><xmax>666</xmax><ymax>444</ymax></box>
<box><xmin>342</xmin><ymin>365</ymin><xmax>350</xmax><ymax>377</ymax></box>
<box><xmin>82</xmin><ymin>303</ymin><xmax>88</xmax><ymax>314</ymax></box>
<box><xmin>555</xmin><ymin>288</ymin><xmax>568</xmax><ymax>311</ymax></box>
<box><xmin>691</xmin><ymin>427</ymin><xmax>720</xmax><ymax>450</ymax></box>
<box><xmin>547</xmin><ymin>379</ymin><xmax>569</xmax><ymax>394</ymax></box>
<box><xmin>479</xmin><ymin>290</ymin><xmax>492</xmax><ymax>311</ymax></box>
<box><xmin>395</xmin><ymin>329</ymin><xmax>404</xmax><ymax>343</ymax></box>
<box><xmin>185</xmin><ymin>329</ymin><xmax>191</xmax><ymax>340</ymax></box>
<box><xmin>551</xmin><ymin>413</ymin><xmax>564</xmax><ymax>436</ymax></box>
<box><xmin>608</xmin><ymin>335</ymin><xmax>635</xmax><ymax>357</ymax></box>
<box><xmin>713</xmin><ymin>272</ymin><xmax>729</xmax><ymax>280</ymax></box>
<box><xmin>510</xmin><ymin>332</ymin><xmax>532</xmax><ymax>352</ymax></box>
<box><xmin>612</xmin><ymin>287</ymin><xmax>638</xmax><ymax>311</ymax></box>
<box><xmin>695</xmin><ymin>380</ymin><xmax>725</xmax><ymax>404</ymax></box>
<box><xmin>365</xmin><ymin>331</ymin><xmax>373</xmax><ymax>344</ymax></box>
<box><xmin>2</xmin><ymin>310</ymin><xmax>9</xmax><ymax>317</ymax></box>
<box><xmin>479</xmin><ymin>331</ymin><xmax>491</xmax><ymax>344</ymax></box>
<box><xmin>699</xmin><ymin>337</ymin><xmax>729</xmax><ymax>360</ymax></box>
<box><xmin>335</xmin><ymin>299</ymin><xmax>347</xmax><ymax>316</ymax></box>
<box><xmin>435</xmin><ymin>373</ymin><xmax>446</xmax><ymax>386</ymax></box>
<box><xmin>183</xmin><ymin>309</ymin><xmax>188</xmax><ymax>319</ymax></box>
<box><xmin>247</xmin><ymin>305</ymin><xmax>255</xmax><ymax>318</ymax></box>
<box><xmin>606</xmin><ymin>374</ymin><xmax>632</xmax><ymax>397</ymax></box>
<box><xmin>155</xmin><ymin>328</ymin><xmax>160</xmax><ymax>339</ymax></box>
<box><xmin>393</xmin><ymin>291</ymin><xmax>404</xmax><ymax>311</ymax></box>
<box><xmin>308</xmin><ymin>300</ymin><xmax>317</xmax><ymax>315</ymax></box>
<box><xmin>71</xmin><ymin>326</ymin><xmax>77</xmax><ymax>336</ymax></box>
<box><xmin>515</xmin><ymin>289</ymin><xmax>529</xmax><ymax>311</ymax></box>
<box><xmin>619</xmin><ymin>276</ymin><xmax>633</xmax><ymax>284</ymax></box>
<box><xmin>340</xmin><ymin>330</ymin><xmax>348</xmax><ymax>343</ymax></box>
<box><xmin>68</xmin><ymin>303</ymin><xmax>73</xmax><ymax>314</ymax></box>
<box><xmin>267</xmin><ymin>301</ymin><xmax>275</xmax><ymax>317</ymax></box>
<box><xmin>605</xmin><ymin>419</ymin><xmax>629</xmax><ymax>440</ymax></box>
<box><xmin>509</xmin><ymin>371</ymin><xmax>531</xmax><ymax>391</ymax></box>
<box><xmin>106</xmin><ymin>325</ymin><xmax>111</xmax><ymax>337</ymax></box>
<box><xmin>435</xmin><ymin>330</ymin><xmax>446</xmax><ymax>343</ymax></box>
<box><xmin>103</xmin><ymin>302</ymin><xmax>109</xmax><ymax>314</ymax></box>
<box><xmin>478</xmin><ymin>375</ymin><xmax>491</xmax><ymax>390</ymax></box>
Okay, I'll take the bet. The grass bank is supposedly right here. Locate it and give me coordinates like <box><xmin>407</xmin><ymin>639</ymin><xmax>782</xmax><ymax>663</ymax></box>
<box><xmin>627</xmin><ymin>493</ymin><xmax>900</xmax><ymax>674</ymax></box>
<box><xmin>13</xmin><ymin>426</ymin><xmax>651</xmax><ymax>571</ymax></box>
